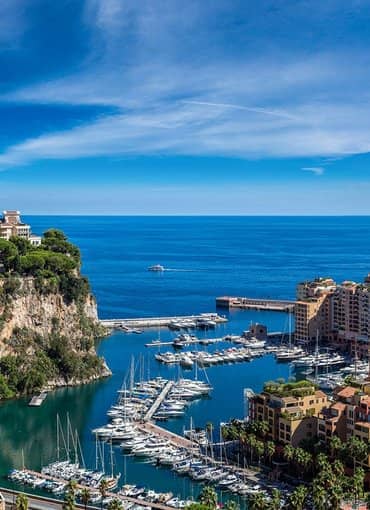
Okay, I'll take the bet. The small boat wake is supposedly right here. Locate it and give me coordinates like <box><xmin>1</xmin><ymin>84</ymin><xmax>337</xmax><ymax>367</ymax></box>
<box><xmin>148</xmin><ymin>264</ymin><xmax>200</xmax><ymax>272</ymax></box>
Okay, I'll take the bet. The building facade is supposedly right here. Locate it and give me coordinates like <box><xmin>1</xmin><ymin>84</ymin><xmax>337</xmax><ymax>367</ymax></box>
<box><xmin>249</xmin><ymin>383</ymin><xmax>327</xmax><ymax>447</ymax></box>
<box><xmin>294</xmin><ymin>278</ymin><xmax>337</xmax><ymax>344</ymax></box>
<box><xmin>0</xmin><ymin>210</ymin><xmax>41</xmax><ymax>246</ymax></box>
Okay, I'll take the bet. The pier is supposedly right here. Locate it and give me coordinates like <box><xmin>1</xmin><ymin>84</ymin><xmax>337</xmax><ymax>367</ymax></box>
<box><xmin>100</xmin><ymin>313</ymin><xmax>227</xmax><ymax>329</ymax></box>
<box><xmin>28</xmin><ymin>391</ymin><xmax>48</xmax><ymax>407</ymax></box>
<box><xmin>216</xmin><ymin>296</ymin><xmax>296</xmax><ymax>312</ymax></box>
<box><xmin>144</xmin><ymin>380</ymin><xmax>174</xmax><ymax>421</ymax></box>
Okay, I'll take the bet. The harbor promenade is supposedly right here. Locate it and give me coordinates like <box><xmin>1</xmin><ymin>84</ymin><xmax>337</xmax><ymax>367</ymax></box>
<box><xmin>216</xmin><ymin>296</ymin><xmax>295</xmax><ymax>312</ymax></box>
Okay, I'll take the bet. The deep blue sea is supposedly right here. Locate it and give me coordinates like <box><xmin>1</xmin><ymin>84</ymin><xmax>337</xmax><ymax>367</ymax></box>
<box><xmin>1</xmin><ymin>216</ymin><xmax>370</xmax><ymax>502</ymax></box>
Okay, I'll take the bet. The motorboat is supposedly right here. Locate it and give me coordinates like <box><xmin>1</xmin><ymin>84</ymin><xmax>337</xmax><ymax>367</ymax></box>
<box><xmin>148</xmin><ymin>265</ymin><xmax>165</xmax><ymax>272</ymax></box>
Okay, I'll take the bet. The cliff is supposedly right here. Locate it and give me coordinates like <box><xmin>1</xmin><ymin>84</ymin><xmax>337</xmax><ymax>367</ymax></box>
<box><xmin>0</xmin><ymin>229</ymin><xmax>111</xmax><ymax>399</ymax></box>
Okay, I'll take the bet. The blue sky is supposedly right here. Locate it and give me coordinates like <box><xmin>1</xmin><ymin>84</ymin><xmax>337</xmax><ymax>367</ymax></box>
<box><xmin>1</xmin><ymin>0</ymin><xmax>370</xmax><ymax>214</ymax></box>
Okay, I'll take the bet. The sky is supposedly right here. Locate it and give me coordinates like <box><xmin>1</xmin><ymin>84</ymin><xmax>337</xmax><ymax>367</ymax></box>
<box><xmin>1</xmin><ymin>0</ymin><xmax>370</xmax><ymax>215</ymax></box>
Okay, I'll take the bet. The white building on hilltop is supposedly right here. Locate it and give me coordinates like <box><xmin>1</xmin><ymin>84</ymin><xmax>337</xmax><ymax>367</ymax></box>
<box><xmin>0</xmin><ymin>210</ymin><xmax>42</xmax><ymax>246</ymax></box>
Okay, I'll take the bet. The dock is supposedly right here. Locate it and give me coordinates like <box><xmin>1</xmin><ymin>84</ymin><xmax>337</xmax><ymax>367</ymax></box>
<box><xmin>216</xmin><ymin>296</ymin><xmax>296</xmax><ymax>312</ymax></box>
<box><xmin>145</xmin><ymin>336</ymin><xmax>225</xmax><ymax>347</ymax></box>
<box><xmin>144</xmin><ymin>380</ymin><xmax>174</xmax><ymax>421</ymax></box>
<box><xmin>100</xmin><ymin>313</ymin><xmax>227</xmax><ymax>329</ymax></box>
<box><xmin>28</xmin><ymin>391</ymin><xmax>48</xmax><ymax>407</ymax></box>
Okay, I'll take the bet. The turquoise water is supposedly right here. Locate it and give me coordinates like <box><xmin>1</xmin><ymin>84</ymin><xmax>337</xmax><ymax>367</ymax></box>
<box><xmin>1</xmin><ymin>216</ymin><xmax>370</xmax><ymax>500</ymax></box>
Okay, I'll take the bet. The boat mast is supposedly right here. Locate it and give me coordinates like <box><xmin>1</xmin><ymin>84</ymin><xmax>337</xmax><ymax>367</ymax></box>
<box><xmin>56</xmin><ymin>414</ymin><xmax>60</xmax><ymax>461</ymax></box>
<box><xmin>110</xmin><ymin>439</ymin><xmax>114</xmax><ymax>479</ymax></box>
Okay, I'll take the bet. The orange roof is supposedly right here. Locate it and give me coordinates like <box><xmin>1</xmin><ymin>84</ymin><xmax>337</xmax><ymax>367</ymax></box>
<box><xmin>335</xmin><ymin>386</ymin><xmax>358</xmax><ymax>398</ymax></box>
<box><xmin>315</xmin><ymin>390</ymin><xmax>327</xmax><ymax>399</ymax></box>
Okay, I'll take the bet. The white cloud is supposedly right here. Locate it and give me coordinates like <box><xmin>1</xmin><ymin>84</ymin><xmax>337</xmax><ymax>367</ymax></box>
<box><xmin>302</xmin><ymin>167</ymin><xmax>325</xmax><ymax>176</ymax></box>
<box><xmin>2</xmin><ymin>1</ymin><xmax>370</xmax><ymax>168</ymax></box>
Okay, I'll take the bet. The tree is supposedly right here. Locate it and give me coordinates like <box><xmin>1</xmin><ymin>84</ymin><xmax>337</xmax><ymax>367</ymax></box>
<box><xmin>353</xmin><ymin>467</ymin><xmax>365</xmax><ymax>503</ymax></box>
<box><xmin>329</xmin><ymin>435</ymin><xmax>343</xmax><ymax>458</ymax></box>
<box><xmin>345</xmin><ymin>436</ymin><xmax>368</xmax><ymax>470</ymax></box>
<box><xmin>198</xmin><ymin>486</ymin><xmax>218</xmax><ymax>510</ymax></box>
<box><xmin>283</xmin><ymin>444</ymin><xmax>294</xmax><ymax>463</ymax></box>
<box><xmin>107</xmin><ymin>498</ymin><xmax>123</xmax><ymax>510</ymax></box>
<box><xmin>248</xmin><ymin>492</ymin><xmax>269</xmax><ymax>510</ymax></box>
<box><xmin>255</xmin><ymin>440</ymin><xmax>265</xmax><ymax>467</ymax></box>
<box><xmin>265</xmin><ymin>441</ymin><xmax>275</xmax><ymax>465</ymax></box>
<box><xmin>98</xmin><ymin>479</ymin><xmax>110</xmax><ymax>509</ymax></box>
<box><xmin>269</xmin><ymin>488</ymin><xmax>282</xmax><ymax>510</ymax></box>
<box><xmin>80</xmin><ymin>487</ymin><xmax>91</xmax><ymax>510</ymax></box>
<box><xmin>15</xmin><ymin>493</ymin><xmax>28</xmax><ymax>510</ymax></box>
<box><xmin>224</xmin><ymin>501</ymin><xmax>239</xmax><ymax>510</ymax></box>
<box><xmin>287</xmin><ymin>485</ymin><xmax>307</xmax><ymax>510</ymax></box>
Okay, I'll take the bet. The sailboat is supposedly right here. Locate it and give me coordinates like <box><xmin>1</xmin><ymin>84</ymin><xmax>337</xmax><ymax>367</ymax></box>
<box><xmin>275</xmin><ymin>311</ymin><xmax>305</xmax><ymax>361</ymax></box>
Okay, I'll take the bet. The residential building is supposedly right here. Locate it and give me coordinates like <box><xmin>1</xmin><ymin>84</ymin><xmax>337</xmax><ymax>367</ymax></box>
<box><xmin>318</xmin><ymin>383</ymin><xmax>370</xmax><ymax>468</ymax></box>
<box><xmin>333</xmin><ymin>278</ymin><xmax>370</xmax><ymax>358</ymax></box>
<box><xmin>0</xmin><ymin>210</ymin><xmax>41</xmax><ymax>246</ymax></box>
<box><xmin>249</xmin><ymin>382</ymin><xmax>327</xmax><ymax>447</ymax></box>
<box><xmin>295</xmin><ymin>277</ymin><xmax>337</xmax><ymax>344</ymax></box>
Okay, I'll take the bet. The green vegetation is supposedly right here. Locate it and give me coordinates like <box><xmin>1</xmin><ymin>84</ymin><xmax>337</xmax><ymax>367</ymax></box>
<box><xmin>0</xmin><ymin>230</ymin><xmax>107</xmax><ymax>399</ymax></box>
<box><xmin>263</xmin><ymin>379</ymin><xmax>317</xmax><ymax>397</ymax></box>
<box><xmin>15</xmin><ymin>493</ymin><xmax>29</xmax><ymax>510</ymax></box>
<box><xmin>0</xmin><ymin>230</ymin><xmax>89</xmax><ymax>304</ymax></box>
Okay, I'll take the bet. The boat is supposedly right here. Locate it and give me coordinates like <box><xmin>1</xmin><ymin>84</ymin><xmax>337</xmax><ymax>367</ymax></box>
<box><xmin>148</xmin><ymin>265</ymin><xmax>165</xmax><ymax>272</ymax></box>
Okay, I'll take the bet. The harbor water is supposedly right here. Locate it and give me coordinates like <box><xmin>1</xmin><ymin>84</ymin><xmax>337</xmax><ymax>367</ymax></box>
<box><xmin>1</xmin><ymin>216</ymin><xmax>370</xmax><ymax>501</ymax></box>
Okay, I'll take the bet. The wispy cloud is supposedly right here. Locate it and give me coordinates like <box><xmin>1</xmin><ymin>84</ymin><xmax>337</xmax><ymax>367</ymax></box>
<box><xmin>302</xmin><ymin>167</ymin><xmax>325</xmax><ymax>176</ymax></box>
<box><xmin>2</xmin><ymin>1</ymin><xmax>370</xmax><ymax>168</ymax></box>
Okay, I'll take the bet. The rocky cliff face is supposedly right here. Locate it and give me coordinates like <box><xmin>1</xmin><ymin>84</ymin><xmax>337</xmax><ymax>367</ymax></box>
<box><xmin>0</xmin><ymin>277</ymin><xmax>105</xmax><ymax>356</ymax></box>
<box><xmin>0</xmin><ymin>275</ymin><xmax>110</xmax><ymax>396</ymax></box>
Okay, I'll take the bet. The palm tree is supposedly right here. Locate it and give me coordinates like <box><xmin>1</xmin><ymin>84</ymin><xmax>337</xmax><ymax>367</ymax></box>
<box><xmin>67</xmin><ymin>479</ymin><xmax>78</xmax><ymax>498</ymax></box>
<box><xmin>246</xmin><ymin>433</ymin><xmax>256</xmax><ymax>464</ymax></box>
<box><xmin>255</xmin><ymin>440</ymin><xmax>265</xmax><ymax>468</ymax></box>
<box><xmin>223</xmin><ymin>500</ymin><xmax>239</xmax><ymax>510</ymax></box>
<box><xmin>270</xmin><ymin>488</ymin><xmax>282</xmax><ymax>510</ymax></box>
<box><xmin>15</xmin><ymin>493</ymin><xmax>28</xmax><ymax>510</ymax></box>
<box><xmin>316</xmin><ymin>452</ymin><xmax>329</xmax><ymax>471</ymax></box>
<box><xmin>98</xmin><ymin>479</ymin><xmax>110</xmax><ymax>510</ymax></box>
<box><xmin>80</xmin><ymin>487</ymin><xmax>91</xmax><ymax>510</ymax></box>
<box><xmin>248</xmin><ymin>492</ymin><xmax>269</xmax><ymax>510</ymax></box>
<box><xmin>107</xmin><ymin>498</ymin><xmax>123</xmax><ymax>510</ymax></box>
<box><xmin>312</xmin><ymin>480</ymin><xmax>327</xmax><ymax>510</ymax></box>
<box><xmin>283</xmin><ymin>444</ymin><xmax>294</xmax><ymax>464</ymax></box>
<box><xmin>329</xmin><ymin>435</ymin><xmax>343</xmax><ymax>458</ymax></box>
<box><xmin>265</xmin><ymin>441</ymin><xmax>275</xmax><ymax>465</ymax></box>
<box><xmin>198</xmin><ymin>486</ymin><xmax>217</xmax><ymax>510</ymax></box>
<box><xmin>287</xmin><ymin>485</ymin><xmax>307</xmax><ymax>510</ymax></box>
<box><xmin>346</xmin><ymin>436</ymin><xmax>368</xmax><ymax>470</ymax></box>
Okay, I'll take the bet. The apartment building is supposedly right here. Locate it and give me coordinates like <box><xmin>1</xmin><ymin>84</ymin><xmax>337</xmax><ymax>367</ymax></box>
<box><xmin>333</xmin><ymin>278</ymin><xmax>370</xmax><ymax>358</ymax></box>
<box><xmin>0</xmin><ymin>210</ymin><xmax>41</xmax><ymax>246</ymax></box>
<box><xmin>249</xmin><ymin>382</ymin><xmax>327</xmax><ymax>447</ymax></box>
<box><xmin>318</xmin><ymin>384</ymin><xmax>370</xmax><ymax>468</ymax></box>
<box><xmin>295</xmin><ymin>277</ymin><xmax>337</xmax><ymax>344</ymax></box>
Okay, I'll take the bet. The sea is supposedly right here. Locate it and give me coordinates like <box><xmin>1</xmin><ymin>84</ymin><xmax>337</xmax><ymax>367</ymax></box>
<box><xmin>1</xmin><ymin>216</ymin><xmax>370</xmax><ymax>503</ymax></box>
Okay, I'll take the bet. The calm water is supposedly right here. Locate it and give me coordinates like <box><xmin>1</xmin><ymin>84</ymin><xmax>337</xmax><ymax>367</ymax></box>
<box><xmin>1</xmin><ymin>216</ymin><xmax>370</xmax><ymax>500</ymax></box>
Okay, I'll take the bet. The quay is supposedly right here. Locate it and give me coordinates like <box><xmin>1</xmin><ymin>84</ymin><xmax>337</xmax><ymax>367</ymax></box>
<box><xmin>8</xmin><ymin>473</ymin><xmax>175</xmax><ymax>510</ymax></box>
<box><xmin>144</xmin><ymin>381</ymin><xmax>174</xmax><ymax>421</ymax></box>
<box><xmin>216</xmin><ymin>296</ymin><xmax>295</xmax><ymax>312</ymax></box>
<box><xmin>100</xmin><ymin>313</ymin><xmax>227</xmax><ymax>329</ymax></box>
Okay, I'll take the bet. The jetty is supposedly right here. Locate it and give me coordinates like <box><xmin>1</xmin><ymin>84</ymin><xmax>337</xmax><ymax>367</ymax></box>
<box><xmin>144</xmin><ymin>380</ymin><xmax>174</xmax><ymax>421</ymax></box>
<box><xmin>28</xmin><ymin>391</ymin><xmax>48</xmax><ymax>407</ymax></box>
<box><xmin>100</xmin><ymin>313</ymin><xmax>227</xmax><ymax>329</ymax></box>
<box><xmin>216</xmin><ymin>296</ymin><xmax>296</xmax><ymax>312</ymax></box>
